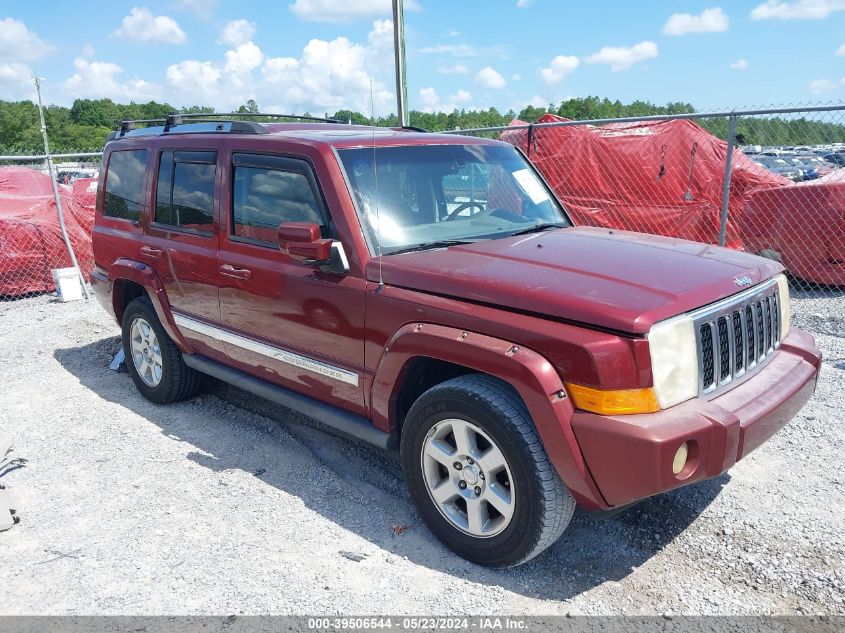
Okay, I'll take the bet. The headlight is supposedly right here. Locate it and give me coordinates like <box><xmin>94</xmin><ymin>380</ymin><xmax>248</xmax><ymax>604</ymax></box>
<box><xmin>775</xmin><ymin>273</ymin><xmax>791</xmax><ymax>340</ymax></box>
<box><xmin>647</xmin><ymin>314</ymin><xmax>699</xmax><ymax>409</ymax></box>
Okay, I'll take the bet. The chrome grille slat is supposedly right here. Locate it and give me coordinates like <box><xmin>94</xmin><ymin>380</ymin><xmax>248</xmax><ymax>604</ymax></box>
<box><xmin>717</xmin><ymin>317</ymin><xmax>731</xmax><ymax>383</ymax></box>
<box><xmin>692</xmin><ymin>280</ymin><xmax>780</xmax><ymax>399</ymax></box>
<box><xmin>733</xmin><ymin>311</ymin><xmax>745</xmax><ymax>377</ymax></box>
<box><xmin>745</xmin><ymin>305</ymin><xmax>755</xmax><ymax>368</ymax></box>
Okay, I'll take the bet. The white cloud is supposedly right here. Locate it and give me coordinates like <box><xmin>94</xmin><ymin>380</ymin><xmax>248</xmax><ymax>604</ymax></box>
<box><xmin>662</xmin><ymin>7</ymin><xmax>729</xmax><ymax>35</ymax></box>
<box><xmin>419</xmin><ymin>43</ymin><xmax>479</xmax><ymax>57</ymax></box>
<box><xmin>809</xmin><ymin>77</ymin><xmax>845</xmax><ymax>93</ymax></box>
<box><xmin>585</xmin><ymin>41</ymin><xmax>658</xmax><ymax>71</ymax></box>
<box><xmin>540</xmin><ymin>55</ymin><xmax>579</xmax><ymax>84</ymax></box>
<box><xmin>219</xmin><ymin>19</ymin><xmax>256</xmax><ymax>46</ymax></box>
<box><xmin>730</xmin><ymin>59</ymin><xmax>748</xmax><ymax>69</ymax></box>
<box><xmin>437</xmin><ymin>64</ymin><xmax>469</xmax><ymax>75</ymax></box>
<box><xmin>513</xmin><ymin>94</ymin><xmax>550</xmax><ymax>113</ymax></box>
<box><xmin>0</xmin><ymin>17</ymin><xmax>55</xmax><ymax>99</ymax></box>
<box><xmin>516</xmin><ymin>0</ymin><xmax>533</xmax><ymax>6</ymax></box>
<box><xmin>0</xmin><ymin>62</ymin><xmax>31</xmax><ymax>84</ymax></box>
<box><xmin>454</xmin><ymin>89</ymin><xmax>472</xmax><ymax>103</ymax></box>
<box><xmin>289</xmin><ymin>0</ymin><xmax>418</xmax><ymax>22</ymax></box>
<box><xmin>0</xmin><ymin>17</ymin><xmax>55</xmax><ymax>61</ymax></box>
<box><xmin>512</xmin><ymin>73</ymin><xmax>521</xmax><ymax>81</ymax></box>
<box><xmin>0</xmin><ymin>62</ymin><xmax>33</xmax><ymax>100</ymax></box>
<box><xmin>55</xmin><ymin>20</ymin><xmax>396</xmax><ymax>114</ymax></box>
<box><xmin>172</xmin><ymin>0</ymin><xmax>218</xmax><ymax>19</ymax></box>
<box><xmin>165</xmin><ymin>60</ymin><xmax>221</xmax><ymax>97</ymax></box>
<box><xmin>475</xmin><ymin>66</ymin><xmax>507</xmax><ymax>89</ymax></box>
<box><xmin>418</xmin><ymin>87</ymin><xmax>440</xmax><ymax>111</ymax></box>
<box><xmin>836</xmin><ymin>43</ymin><xmax>845</xmax><ymax>55</ymax></box>
<box><xmin>750</xmin><ymin>0</ymin><xmax>845</xmax><ymax>19</ymax></box>
<box><xmin>224</xmin><ymin>42</ymin><xmax>264</xmax><ymax>73</ymax></box>
<box><xmin>260</xmin><ymin>20</ymin><xmax>395</xmax><ymax>114</ymax></box>
<box><xmin>114</xmin><ymin>7</ymin><xmax>187</xmax><ymax>44</ymax></box>
<box><xmin>418</xmin><ymin>87</ymin><xmax>473</xmax><ymax>113</ymax></box>
<box><xmin>64</xmin><ymin>56</ymin><xmax>162</xmax><ymax>102</ymax></box>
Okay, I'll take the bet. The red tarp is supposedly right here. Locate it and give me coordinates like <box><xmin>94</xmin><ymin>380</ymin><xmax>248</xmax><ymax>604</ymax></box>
<box><xmin>500</xmin><ymin>114</ymin><xmax>790</xmax><ymax>250</ymax></box>
<box><xmin>740</xmin><ymin>170</ymin><xmax>845</xmax><ymax>285</ymax></box>
<box><xmin>0</xmin><ymin>168</ymin><xmax>96</xmax><ymax>296</ymax></box>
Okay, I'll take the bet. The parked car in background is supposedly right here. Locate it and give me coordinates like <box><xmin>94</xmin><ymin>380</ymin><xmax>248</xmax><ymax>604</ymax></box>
<box><xmin>782</xmin><ymin>156</ymin><xmax>820</xmax><ymax>181</ymax></box>
<box><xmin>823</xmin><ymin>152</ymin><xmax>845</xmax><ymax>167</ymax></box>
<box><xmin>753</xmin><ymin>155</ymin><xmax>804</xmax><ymax>181</ymax></box>
<box><xmin>91</xmin><ymin>115</ymin><xmax>820</xmax><ymax>567</ymax></box>
<box><xmin>799</xmin><ymin>155</ymin><xmax>836</xmax><ymax>177</ymax></box>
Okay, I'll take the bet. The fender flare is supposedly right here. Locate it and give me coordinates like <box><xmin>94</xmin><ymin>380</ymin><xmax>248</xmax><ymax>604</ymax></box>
<box><xmin>109</xmin><ymin>258</ymin><xmax>194</xmax><ymax>354</ymax></box>
<box><xmin>370</xmin><ymin>322</ymin><xmax>607</xmax><ymax>509</ymax></box>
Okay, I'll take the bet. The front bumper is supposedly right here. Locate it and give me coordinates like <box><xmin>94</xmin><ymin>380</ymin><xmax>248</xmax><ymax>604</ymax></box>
<box><xmin>571</xmin><ymin>328</ymin><xmax>821</xmax><ymax>508</ymax></box>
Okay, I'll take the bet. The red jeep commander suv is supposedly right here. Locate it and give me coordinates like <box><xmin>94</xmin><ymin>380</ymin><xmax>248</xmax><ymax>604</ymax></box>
<box><xmin>91</xmin><ymin>114</ymin><xmax>821</xmax><ymax>567</ymax></box>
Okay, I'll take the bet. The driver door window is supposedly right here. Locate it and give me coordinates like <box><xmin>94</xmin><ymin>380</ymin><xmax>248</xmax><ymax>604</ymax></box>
<box><xmin>231</xmin><ymin>153</ymin><xmax>327</xmax><ymax>247</ymax></box>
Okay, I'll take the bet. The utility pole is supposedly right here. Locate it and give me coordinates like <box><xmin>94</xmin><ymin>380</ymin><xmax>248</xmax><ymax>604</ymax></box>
<box><xmin>35</xmin><ymin>77</ymin><xmax>89</xmax><ymax>299</ymax></box>
<box><xmin>392</xmin><ymin>0</ymin><xmax>408</xmax><ymax>127</ymax></box>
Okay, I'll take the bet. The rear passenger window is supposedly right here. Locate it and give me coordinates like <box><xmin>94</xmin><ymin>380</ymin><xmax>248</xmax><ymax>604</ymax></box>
<box><xmin>154</xmin><ymin>150</ymin><xmax>217</xmax><ymax>234</ymax></box>
<box><xmin>231</xmin><ymin>153</ymin><xmax>326</xmax><ymax>246</ymax></box>
<box><xmin>104</xmin><ymin>149</ymin><xmax>147</xmax><ymax>221</ymax></box>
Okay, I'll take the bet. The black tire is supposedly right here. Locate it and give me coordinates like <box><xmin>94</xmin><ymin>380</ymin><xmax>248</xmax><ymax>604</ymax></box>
<box><xmin>121</xmin><ymin>296</ymin><xmax>200</xmax><ymax>404</ymax></box>
<box><xmin>401</xmin><ymin>374</ymin><xmax>575</xmax><ymax>567</ymax></box>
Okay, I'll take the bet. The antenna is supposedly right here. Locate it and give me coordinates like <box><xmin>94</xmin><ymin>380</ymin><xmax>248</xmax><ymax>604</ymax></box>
<box><xmin>371</xmin><ymin>79</ymin><xmax>384</xmax><ymax>293</ymax></box>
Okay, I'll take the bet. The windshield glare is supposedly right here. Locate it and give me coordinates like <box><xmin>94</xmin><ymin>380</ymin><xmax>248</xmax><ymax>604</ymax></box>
<box><xmin>337</xmin><ymin>144</ymin><xmax>568</xmax><ymax>254</ymax></box>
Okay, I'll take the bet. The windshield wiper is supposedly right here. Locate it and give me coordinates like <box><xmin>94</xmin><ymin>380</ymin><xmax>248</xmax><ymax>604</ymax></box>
<box><xmin>509</xmin><ymin>222</ymin><xmax>569</xmax><ymax>237</ymax></box>
<box><xmin>384</xmin><ymin>239</ymin><xmax>478</xmax><ymax>256</ymax></box>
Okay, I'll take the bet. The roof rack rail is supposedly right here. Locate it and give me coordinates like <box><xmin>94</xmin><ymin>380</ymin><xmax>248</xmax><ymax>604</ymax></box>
<box><xmin>179</xmin><ymin>112</ymin><xmax>343</xmax><ymax>124</ymax></box>
<box><xmin>110</xmin><ymin>111</ymin><xmax>343</xmax><ymax>140</ymax></box>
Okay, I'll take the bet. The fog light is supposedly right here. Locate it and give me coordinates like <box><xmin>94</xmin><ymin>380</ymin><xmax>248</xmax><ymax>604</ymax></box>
<box><xmin>672</xmin><ymin>442</ymin><xmax>689</xmax><ymax>475</ymax></box>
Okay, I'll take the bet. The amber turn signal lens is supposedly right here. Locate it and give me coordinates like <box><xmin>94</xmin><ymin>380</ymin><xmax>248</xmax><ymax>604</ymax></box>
<box><xmin>565</xmin><ymin>383</ymin><xmax>661</xmax><ymax>415</ymax></box>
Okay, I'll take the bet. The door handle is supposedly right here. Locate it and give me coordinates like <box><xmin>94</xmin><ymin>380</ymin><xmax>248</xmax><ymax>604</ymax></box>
<box><xmin>219</xmin><ymin>264</ymin><xmax>252</xmax><ymax>280</ymax></box>
<box><xmin>140</xmin><ymin>245</ymin><xmax>162</xmax><ymax>258</ymax></box>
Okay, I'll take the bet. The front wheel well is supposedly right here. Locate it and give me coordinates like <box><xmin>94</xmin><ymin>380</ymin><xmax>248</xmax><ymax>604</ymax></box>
<box><xmin>392</xmin><ymin>357</ymin><xmax>477</xmax><ymax>435</ymax></box>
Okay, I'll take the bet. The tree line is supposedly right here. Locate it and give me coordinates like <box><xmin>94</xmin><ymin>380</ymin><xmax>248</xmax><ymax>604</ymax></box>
<box><xmin>0</xmin><ymin>96</ymin><xmax>841</xmax><ymax>154</ymax></box>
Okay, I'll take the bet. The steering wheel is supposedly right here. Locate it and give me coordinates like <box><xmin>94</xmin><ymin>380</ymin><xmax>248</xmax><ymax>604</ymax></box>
<box><xmin>445</xmin><ymin>201</ymin><xmax>487</xmax><ymax>221</ymax></box>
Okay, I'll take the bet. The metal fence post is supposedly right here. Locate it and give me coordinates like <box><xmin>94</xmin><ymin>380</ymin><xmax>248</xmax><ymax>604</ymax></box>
<box><xmin>392</xmin><ymin>0</ymin><xmax>409</xmax><ymax>128</ymax></box>
<box><xmin>718</xmin><ymin>113</ymin><xmax>738</xmax><ymax>247</ymax></box>
<box><xmin>34</xmin><ymin>77</ymin><xmax>90</xmax><ymax>299</ymax></box>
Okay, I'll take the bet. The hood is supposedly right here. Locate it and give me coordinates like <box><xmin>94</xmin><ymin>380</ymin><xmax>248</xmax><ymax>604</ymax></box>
<box><xmin>366</xmin><ymin>227</ymin><xmax>783</xmax><ymax>334</ymax></box>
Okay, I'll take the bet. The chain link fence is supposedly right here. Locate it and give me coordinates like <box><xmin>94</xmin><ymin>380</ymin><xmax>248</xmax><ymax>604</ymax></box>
<box><xmin>448</xmin><ymin>104</ymin><xmax>845</xmax><ymax>297</ymax></box>
<box><xmin>0</xmin><ymin>151</ymin><xmax>101</xmax><ymax>300</ymax></box>
<box><xmin>2</xmin><ymin>104</ymin><xmax>843</xmax><ymax>304</ymax></box>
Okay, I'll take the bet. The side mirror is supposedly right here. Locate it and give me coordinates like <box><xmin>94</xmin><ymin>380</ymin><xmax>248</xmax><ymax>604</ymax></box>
<box><xmin>278</xmin><ymin>221</ymin><xmax>332</xmax><ymax>263</ymax></box>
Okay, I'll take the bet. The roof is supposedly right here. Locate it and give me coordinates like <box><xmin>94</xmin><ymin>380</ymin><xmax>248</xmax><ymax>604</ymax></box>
<box><xmin>107</xmin><ymin>120</ymin><xmax>502</xmax><ymax>149</ymax></box>
<box><xmin>264</xmin><ymin>124</ymin><xmax>500</xmax><ymax>148</ymax></box>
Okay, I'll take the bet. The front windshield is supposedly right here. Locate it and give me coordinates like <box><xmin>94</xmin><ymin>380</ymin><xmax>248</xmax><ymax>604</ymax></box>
<box><xmin>337</xmin><ymin>143</ymin><xmax>569</xmax><ymax>254</ymax></box>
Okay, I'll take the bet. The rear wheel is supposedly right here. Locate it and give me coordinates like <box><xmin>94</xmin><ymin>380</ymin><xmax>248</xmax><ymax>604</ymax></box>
<box><xmin>401</xmin><ymin>374</ymin><xmax>575</xmax><ymax>567</ymax></box>
<box><xmin>121</xmin><ymin>297</ymin><xmax>200</xmax><ymax>404</ymax></box>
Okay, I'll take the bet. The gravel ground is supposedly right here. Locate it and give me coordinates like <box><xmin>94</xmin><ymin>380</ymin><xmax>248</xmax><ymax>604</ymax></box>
<box><xmin>0</xmin><ymin>288</ymin><xmax>843</xmax><ymax>616</ymax></box>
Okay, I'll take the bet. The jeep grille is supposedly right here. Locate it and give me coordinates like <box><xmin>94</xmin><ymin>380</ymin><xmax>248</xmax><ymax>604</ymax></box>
<box><xmin>694</xmin><ymin>280</ymin><xmax>781</xmax><ymax>396</ymax></box>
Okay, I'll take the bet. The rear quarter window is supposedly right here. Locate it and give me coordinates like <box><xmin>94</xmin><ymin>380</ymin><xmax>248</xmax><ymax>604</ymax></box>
<box><xmin>103</xmin><ymin>149</ymin><xmax>148</xmax><ymax>221</ymax></box>
<box><xmin>154</xmin><ymin>150</ymin><xmax>217</xmax><ymax>234</ymax></box>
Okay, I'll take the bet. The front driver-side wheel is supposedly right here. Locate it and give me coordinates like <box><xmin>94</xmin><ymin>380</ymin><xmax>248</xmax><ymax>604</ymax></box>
<box><xmin>401</xmin><ymin>374</ymin><xmax>575</xmax><ymax>567</ymax></box>
<box><xmin>121</xmin><ymin>296</ymin><xmax>200</xmax><ymax>404</ymax></box>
